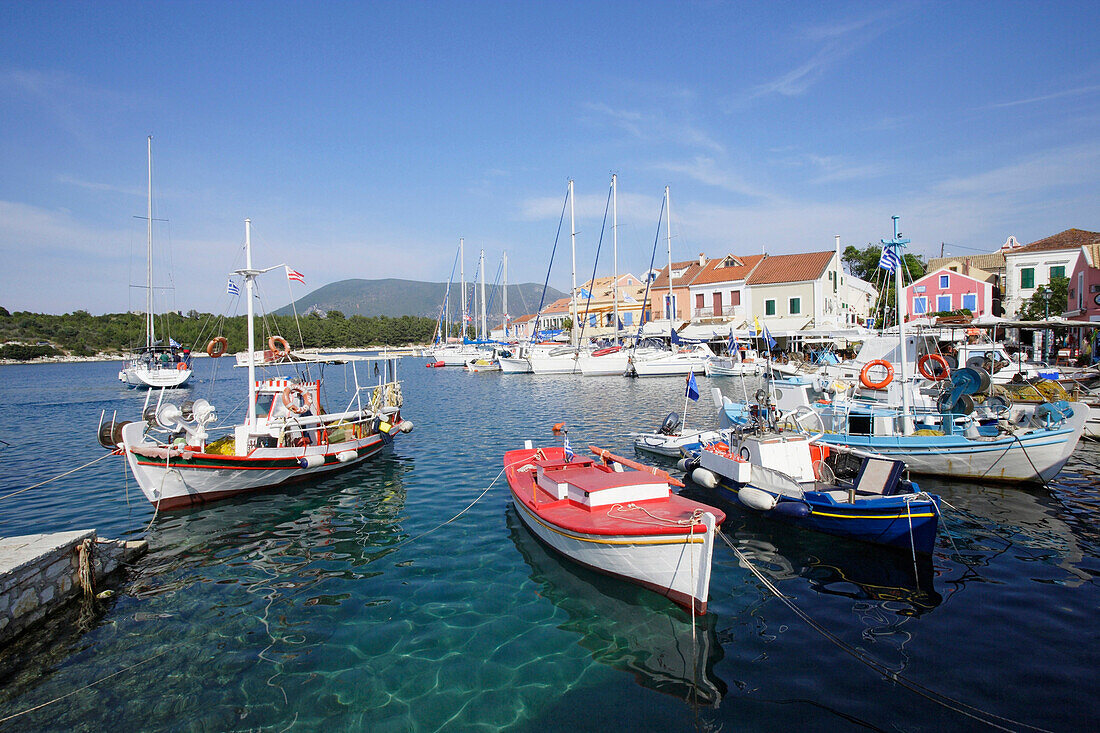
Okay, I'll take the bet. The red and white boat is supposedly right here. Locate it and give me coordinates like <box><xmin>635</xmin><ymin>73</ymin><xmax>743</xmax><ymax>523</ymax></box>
<box><xmin>100</xmin><ymin>219</ymin><xmax>412</xmax><ymax>509</ymax></box>
<box><xmin>504</xmin><ymin>443</ymin><xmax>725</xmax><ymax>614</ymax></box>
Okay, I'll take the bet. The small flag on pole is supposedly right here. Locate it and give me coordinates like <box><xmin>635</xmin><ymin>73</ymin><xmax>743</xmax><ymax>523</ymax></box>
<box><xmin>878</xmin><ymin>245</ymin><xmax>900</xmax><ymax>273</ymax></box>
<box><xmin>563</xmin><ymin>436</ymin><xmax>574</xmax><ymax>463</ymax></box>
<box><xmin>286</xmin><ymin>267</ymin><xmax>305</xmax><ymax>284</ymax></box>
<box><xmin>227</xmin><ymin>279</ymin><xmax>240</xmax><ymax>296</ymax></box>
<box><xmin>727</xmin><ymin>331</ymin><xmax>739</xmax><ymax>354</ymax></box>
<box><xmin>578</xmin><ymin>288</ymin><xmax>592</xmax><ymax>299</ymax></box>
<box><xmin>685</xmin><ymin>372</ymin><xmax>700</xmax><ymax>402</ymax></box>
<box><xmin>763</xmin><ymin>324</ymin><xmax>777</xmax><ymax>351</ymax></box>
<box><xmin>622</xmin><ymin>293</ymin><xmax>637</xmax><ymax>304</ymax></box>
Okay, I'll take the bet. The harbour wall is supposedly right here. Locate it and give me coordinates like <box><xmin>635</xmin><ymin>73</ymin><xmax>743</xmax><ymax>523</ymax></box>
<box><xmin>0</xmin><ymin>530</ymin><xmax>147</xmax><ymax>644</ymax></box>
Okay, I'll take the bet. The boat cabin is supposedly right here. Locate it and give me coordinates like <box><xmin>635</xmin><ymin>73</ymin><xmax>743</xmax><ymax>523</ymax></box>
<box><xmin>535</xmin><ymin>456</ymin><xmax>671</xmax><ymax>508</ymax></box>
<box><xmin>235</xmin><ymin>379</ymin><xmax>324</xmax><ymax>453</ymax></box>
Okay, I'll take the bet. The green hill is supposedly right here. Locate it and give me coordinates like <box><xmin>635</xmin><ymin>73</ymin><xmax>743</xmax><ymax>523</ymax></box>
<box><xmin>274</xmin><ymin>278</ymin><xmax>566</xmax><ymax>320</ymax></box>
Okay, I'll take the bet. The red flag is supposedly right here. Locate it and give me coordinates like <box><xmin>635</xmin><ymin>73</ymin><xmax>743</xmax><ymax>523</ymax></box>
<box><xmin>286</xmin><ymin>267</ymin><xmax>305</xmax><ymax>284</ymax></box>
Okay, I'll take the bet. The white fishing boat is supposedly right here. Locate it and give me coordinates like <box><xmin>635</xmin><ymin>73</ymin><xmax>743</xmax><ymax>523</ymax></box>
<box><xmin>704</xmin><ymin>348</ymin><xmax>763</xmax><ymax>377</ymax></box>
<box><xmin>101</xmin><ymin>219</ymin><xmax>413</xmax><ymax>508</ymax></box>
<box><xmin>118</xmin><ymin>137</ymin><xmax>193</xmax><ymax>389</ymax></box>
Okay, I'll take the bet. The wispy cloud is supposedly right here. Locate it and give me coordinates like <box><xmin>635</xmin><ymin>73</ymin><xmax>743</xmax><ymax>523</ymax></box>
<box><xmin>56</xmin><ymin>174</ymin><xmax>145</xmax><ymax>197</ymax></box>
<box><xmin>933</xmin><ymin>142</ymin><xmax>1100</xmax><ymax>196</ymax></box>
<box><xmin>650</xmin><ymin>156</ymin><xmax>774</xmax><ymax>200</ymax></box>
<box><xmin>582</xmin><ymin>102</ymin><xmax>725</xmax><ymax>154</ymax></box>
<box><xmin>804</xmin><ymin>154</ymin><xmax>886</xmax><ymax>184</ymax></box>
<box><xmin>986</xmin><ymin>84</ymin><xmax>1100</xmax><ymax>110</ymax></box>
<box><xmin>749</xmin><ymin>9</ymin><xmax>898</xmax><ymax>99</ymax></box>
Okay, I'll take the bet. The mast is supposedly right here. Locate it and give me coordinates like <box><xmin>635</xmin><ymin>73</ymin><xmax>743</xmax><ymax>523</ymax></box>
<box><xmin>569</xmin><ymin>179</ymin><xmax>578</xmax><ymax>348</ymax></box>
<box><xmin>460</xmin><ymin>238</ymin><xmax>466</xmax><ymax>341</ymax></box>
<box><xmin>145</xmin><ymin>136</ymin><xmax>155</xmax><ymax>349</ymax></box>
<box><xmin>665</xmin><ymin>185</ymin><xmax>673</xmax><ymax>327</ymax></box>
<box><xmin>245</xmin><ymin>219</ymin><xmax>257</xmax><ymax>430</ymax></box>
<box><xmin>503</xmin><ymin>250</ymin><xmax>508</xmax><ymax>338</ymax></box>
<box><xmin>883</xmin><ymin>216</ymin><xmax>913</xmax><ymax>430</ymax></box>
<box><xmin>612</xmin><ymin>173</ymin><xmax>619</xmax><ymax>345</ymax></box>
<box><xmin>479</xmin><ymin>248</ymin><xmax>487</xmax><ymax>341</ymax></box>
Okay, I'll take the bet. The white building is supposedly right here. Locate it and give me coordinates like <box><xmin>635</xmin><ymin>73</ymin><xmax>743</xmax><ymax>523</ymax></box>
<box><xmin>1002</xmin><ymin>229</ymin><xmax>1090</xmax><ymax>317</ymax></box>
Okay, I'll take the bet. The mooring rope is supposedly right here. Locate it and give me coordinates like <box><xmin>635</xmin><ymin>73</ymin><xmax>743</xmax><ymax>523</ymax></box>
<box><xmin>0</xmin><ymin>648</ymin><xmax>173</xmax><ymax>724</ymax></box>
<box><xmin>388</xmin><ymin>462</ymin><xmax>512</xmax><ymax>550</ymax></box>
<box><xmin>715</xmin><ymin>528</ymin><xmax>1052</xmax><ymax>732</ymax></box>
<box><xmin>0</xmin><ymin>452</ymin><xmax>116</xmax><ymax>503</ymax></box>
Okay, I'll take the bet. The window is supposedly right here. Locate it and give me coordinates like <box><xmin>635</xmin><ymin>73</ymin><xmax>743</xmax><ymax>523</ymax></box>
<box><xmin>912</xmin><ymin>297</ymin><xmax>927</xmax><ymax>314</ymax></box>
<box><xmin>939</xmin><ymin>274</ymin><xmax>949</xmax><ymax>288</ymax></box>
<box><xmin>624</xmin><ymin>312</ymin><xmax>634</xmax><ymax>325</ymax></box>
<box><xmin>1079</xmin><ymin>273</ymin><xmax>1085</xmax><ymax>309</ymax></box>
<box><xmin>1020</xmin><ymin>267</ymin><xmax>1034</xmax><ymax>289</ymax></box>
<box><xmin>589</xmin><ymin>314</ymin><xmax>597</xmax><ymax>326</ymax></box>
<box><xmin>765</xmin><ymin>299</ymin><xmax>776</xmax><ymax>316</ymax></box>
<box><xmin>789</xmin><ymin>297</ymin><xmax>801</xmax><ymax>315</ymax></box>
<box><xmin>1050</xmin><ymin>265</ymin><xmax>1065</xmax><ymax>280</ymax></box>
<box><xmin>937</xmin><ymin>294</ymin><xmax>952</xmax><ymax>312</ymax></box>
<box><xmin>962</xmin><ymin>293</ymin><xmax>977</xmax><ymax>312</ymax></box>
<box><xmin>731</xmin><ymin>290</ymin><xmax>740</xmax><ymax>306</ymax></box>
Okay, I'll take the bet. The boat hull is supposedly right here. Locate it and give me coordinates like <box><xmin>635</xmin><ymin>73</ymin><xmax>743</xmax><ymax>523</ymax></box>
<box><xmin>121</xmin><ymin>422</ymin><xmax>392</xmax><ymax>509</ymax></box>
<box><xmin>119</xmin><ymin>365</ymin><xmax>193</xmax><ymax>388</ymax></box>
<box><xmin>578</xmin><ymin>353</ymin><xmax>630</xmax><ymax>376</ymax></box>
<box><xmin>634</xmin><ymin>430</ymin><xmax>723</xmax><ymax>457</ymax></box>
<box><xmin>816</xmin><ymin>404</ymin><xmax>1088</xmax><ymax>483</ymax></box>
<box><xmin>498</xmin><ymin>357</ymin><xmax>531</xmax><ymax>373</ymax></box>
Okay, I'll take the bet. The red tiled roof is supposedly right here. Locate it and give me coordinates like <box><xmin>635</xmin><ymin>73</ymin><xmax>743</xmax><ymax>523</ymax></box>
<box><xmin>649</xmin><ymin>260</ymin><xmax>706</xmax><ymax>289</ymax></box>
<box><xmin>1014</xmin><ymin>229</ymin><xmax>1100</xmax><ymax>254</ymax></box>
<box><xmin>541</xmin><ymin>297</ymin><xmax>572</xmax><ymax>314</ymax></box>
<box><xmin>746</xmin><ymin>251</ymin><xmax>835</xmax><ymax>285</ymax></box>
<box><xmin>691</xmin><ymin>253</ymin><xmax>766</xmax><ymax>285</ymax></box>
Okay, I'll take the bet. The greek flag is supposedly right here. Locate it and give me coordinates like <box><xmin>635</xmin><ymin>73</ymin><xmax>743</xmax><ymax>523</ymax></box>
<box><xmin>763</xmin><ymin>324</ymin><xmax>777</xmax><ymax>351</ymax></box>
<box><xmin>227</xmin><ymin>279</ymin><xmax>240</xmax><ymax>296</ymax></box>
<box><xmin>622</xmin><ymin>293</ymin><xmax>637</xmax><ymax>304</ymax></box>
<box><xmin>878</xmin><ymin>245</ymin><xmax>901</xmax><ymax>273</ymax></box>
<box><xmin>727</xmin><ymin>331</ymin><xmax>739</xmax><ymax>353</ymax></box>
<box><xmin>579</xmin><ymin>288</ymin><xmax>592</xmax><ymax>299</ymax></box>
<box><xmin>563</xmin><ymin>436</ymin><xmax>574</xmax><ymax>463</ymax></box>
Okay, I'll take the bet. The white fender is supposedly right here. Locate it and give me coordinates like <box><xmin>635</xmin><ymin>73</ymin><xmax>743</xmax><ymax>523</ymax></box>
<box><xmin>298</xmin><ymin>454</ymin><xmax>325</xmax><ymax>469</ymax></box>
<box><xmin>739</xmin><ymin>486</ymin><xmax>778</xmax><ymax>511</ymax></box>
<box><xmin>336</xmin><ymin>450</ymin><xmax>358</xmax><ymax>463</ymax></box>
<box><xmin>692</xmin><ymin>467</ymin><xmax>719</xmax><ymax>489</ymax></box>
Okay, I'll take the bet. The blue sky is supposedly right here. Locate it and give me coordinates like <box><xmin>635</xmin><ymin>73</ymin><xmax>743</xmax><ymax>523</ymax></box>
<box><xmin>1</xmin><ymin>1</ymin><xmax>1097</xmax><ymax>315</ymax></box>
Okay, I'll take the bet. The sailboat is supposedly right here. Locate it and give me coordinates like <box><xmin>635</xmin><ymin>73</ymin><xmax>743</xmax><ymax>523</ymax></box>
<box><xmin>100</xmin><ymin>218</ymin><xmax>413</xmax><ymax>508</ymax></box>
<box><xmin>118</xmin><ymin>137</ymin><xmax>193</xmax><ymax>389</ymax></box>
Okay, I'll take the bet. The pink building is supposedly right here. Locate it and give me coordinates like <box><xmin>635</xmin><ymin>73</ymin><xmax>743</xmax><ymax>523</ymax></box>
<box><xmin>1066</xmin><ymin>242</ymin><xmax>1100</xmax><ymax>323</ymax></box>
<box><xmin>904</xmin><ymin>267</ymin><xmax>994</xmax><ymax>317</ymax></box>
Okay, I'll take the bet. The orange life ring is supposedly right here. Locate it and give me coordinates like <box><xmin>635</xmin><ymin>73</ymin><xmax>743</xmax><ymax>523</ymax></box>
<box><xmin>206</xmin><ymin>336</ymin><xmax>228</xmax><ymax>358</ymax></box>
<box><xmin>859</xmin><ymin>359</ymin><xmax>894</xmax><ymax>390</ymax></box>
<box><xmin>917</xmin><ymin>353</ymin><xmax>950</xmax><ymax>381</ymax></box>
<box><xmin>269</xmin><ymin>336</ymin><xmax>290</xmax><ymax>357</ymax></box>
<box><xmin>282</xmin><ymin>385</ymin><xmax>313</xmax><ymax>415</ymax></box>
<box><xmin>176</xmin><ymin>362</ymin><xmax>187</xmax><ymax>371</ymax></box>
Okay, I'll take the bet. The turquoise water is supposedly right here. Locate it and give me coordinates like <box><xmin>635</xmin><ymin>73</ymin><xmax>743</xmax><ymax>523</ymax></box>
<box><xmin>0</xmin><ymin>360</ymin><xmax>1097</xmax><ymax>731</ymax></box>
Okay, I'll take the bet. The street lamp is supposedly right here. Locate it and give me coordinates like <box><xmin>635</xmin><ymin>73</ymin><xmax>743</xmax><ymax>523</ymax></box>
<box><xmin>1042</xmin><ymin>289</ymin><xmax>1053</xmax><ymax>363</ymax></box>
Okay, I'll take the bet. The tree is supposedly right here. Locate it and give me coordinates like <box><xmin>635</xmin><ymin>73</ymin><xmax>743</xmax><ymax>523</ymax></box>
<box><xmin>1017</xmin><ymin>277</ymin><xmax>1068</xmax><ymax>321</ymax></box>
<box><xmin>843</xmin><ymin>243</ymin><xmax>926</xmax><ymax>328</ymax></box>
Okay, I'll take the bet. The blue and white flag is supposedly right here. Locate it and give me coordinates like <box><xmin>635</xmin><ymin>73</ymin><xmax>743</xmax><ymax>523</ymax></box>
<box><xmin>622</xmin><ymin>293</ymin><xmax>638</xmax><ymax>304</ymax></box>
<box><xmin>685</xmin><ymin>372</ymin><xmax>700</xmax><ymax>402</ymax></box>
<box><xmin>578</xmin><ymin>288</ymin><xmax>592</xmax><ymax>299</ymax></box>
<box><xmin>563</xmin><ymin>436</ymin><xmax>574</xmax><ymax>463</ymax></box>
<box><xmin>878</xmin><ymin>245</ymin><xmax>901</xmax><ymax>273</ymax></box>
<box><xmin>169</xmin><ymin>338</ymin><xmax>181</xmax><ymax>348</ymax></box>
<box><xmin>227</xmin><ymin>278</ymin><xmax>240</xmax><ymax>296</ymax></box>
<box><xmin>727</xmin><ymin>331</ymin><xmax>739</xmax><ymax>354</ymax></box>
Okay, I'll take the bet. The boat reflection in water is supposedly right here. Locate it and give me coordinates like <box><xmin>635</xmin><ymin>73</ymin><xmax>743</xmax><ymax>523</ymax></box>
<box><xmin>506</xmin><ymin>508</ymin><xmax>726</xmax><ymax>707</ymax></box>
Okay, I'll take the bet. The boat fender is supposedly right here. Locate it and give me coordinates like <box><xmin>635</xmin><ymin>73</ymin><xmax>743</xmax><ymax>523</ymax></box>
<box><xmin>770</xmin><ymin>501</ymin><xmax>811</xmax><ymax>518</ymax></box>
<box><xmin>676</xmin><ymin>457</ymin><xmax>691</xmax><ymax>473</ymax></box>
<box><xmin>299</xmin><ymin>454</ymin><xmax>325</xmax><ymax>469</ymax></box>
<box><xmin>677</xmin><ymin>456</ymin><xmax>700</xmax><ymax>473</ymax></box>
<box><xmin>738</xmin><ymin>486</ymin><xmax>778</xmax><ymax>511</ymax></box>
<box><xmin>398</xmin><ymin>419</ymin><xmax>414</xmax><ymax>433</ymax></box>
<box><xmin>691</xmin><ymin>467</ymin><xmax>719</xmax><ymax>489</ymax></box>
<box><xmin>336</xmin><ymin>450</ymin><xmax>358</xmax><ymax>463</ymax></box>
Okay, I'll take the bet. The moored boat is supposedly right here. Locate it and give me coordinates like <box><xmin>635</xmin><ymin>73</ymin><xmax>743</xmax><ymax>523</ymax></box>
<box><xmin>504</xmin><ymin>443</ymin><xmax>724</xmax><ymax>613</ymax></box>
<box><xmin>101</xmin><ymin>218</ymin><xmax>413</xmax><ymax>508</ymax></box>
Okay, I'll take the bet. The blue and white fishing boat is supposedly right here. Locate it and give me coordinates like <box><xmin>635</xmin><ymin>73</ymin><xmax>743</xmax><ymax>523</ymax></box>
<box><xmin>730</xmin><ymin>217</ymin><xmax>1088</xmax><ymax>485</ymax></box>
<box><xmin>684</xmin><ymin>427</ymin><xmax>940</xmax><ymax>554</ymax></box>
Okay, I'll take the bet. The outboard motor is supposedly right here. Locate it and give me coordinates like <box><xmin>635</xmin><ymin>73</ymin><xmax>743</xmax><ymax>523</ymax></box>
<box><xmin>658</xmin><ymin>412</ymin><xmax>681</xmax><ymax>436</ymax></box>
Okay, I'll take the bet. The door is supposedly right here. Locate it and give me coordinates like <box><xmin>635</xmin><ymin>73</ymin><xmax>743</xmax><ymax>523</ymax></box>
<box><xmin>713</xmin><ymin>291</ymin><xmax>723</xmax><ymax>316</ymax></box>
